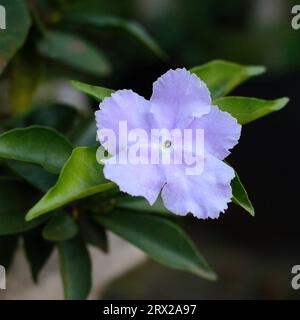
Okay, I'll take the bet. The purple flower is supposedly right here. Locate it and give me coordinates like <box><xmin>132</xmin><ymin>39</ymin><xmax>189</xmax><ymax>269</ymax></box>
<box><xmin>95</xmin><ymin>69</ymin><xmax>241</xmax><ymax>219</ymax></box>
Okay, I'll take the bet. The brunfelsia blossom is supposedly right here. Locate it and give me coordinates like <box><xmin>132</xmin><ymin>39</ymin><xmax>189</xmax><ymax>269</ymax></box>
<box><xmin>95</xmin><ymin>68</ymin><xmax>241</xmax><ymax>219</ymax></box>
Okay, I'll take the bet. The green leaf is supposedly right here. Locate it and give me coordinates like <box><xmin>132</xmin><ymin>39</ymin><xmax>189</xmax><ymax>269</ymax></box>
<box><xmin>68</xmin><ymin>15</ymin><xmax>166</xmax><ymax>60</ymax></box>
<box><xmin>42</xmin><ymin>212</ymin><xmax>79</xmax><ymax>242</ymax></box>
<box><xmin>79</xmin><ymin>217</ymin><xmax>108</xmax><ymax>253</ymax></box>
<box><xmin>0</xmin><ymin>178</ymin><xmax>45</xmax><ymax>235</ymax></box>
<box><xmin>116</xmin><ymin>196</ymin><xmax>174</xmax><ymax>218</ymax></box>
<box><xmin>190</xmin><ymin>60</ymin><xmax>266</xmax><ymax>99</ymax></box>
<box><xmin>5</xmin><ymin>104</ymin><xmax>79</xmax><ymax>134</ymax></box>
<box><xmin>214</xmin><ymin>96</ymin><xmax>289</xmax><ymax>125</ymax></box>
<box><xmin>0</xmin><ymin>0</ymin><xmax>31</xmax><ymax>73</ymax></box>
<box><xmin>38</xmin><ymin>31</ymin><xmax>111</xmax><ymax>76</ymax></box>
<box><xmin>5</xmin><ymin>160</ymin><xmax>57</xmax><ymax>192</ymax></box>
<box><xmin>0</xmin><ymin>126</ymin><xmax>73</xmax><ymax>174</ymax></box>
<box><xmin>70</xmin><ymin>80</ymin><xmax>114</xmax><ymax>102</ymax></box>
<box><xmin>23</xmin><ymin>228</ymin><xmax>54</xmax><ymax>283</ymax></box>
<box><xmin>231</xmin><ymin>171</ymin><xmax>255</xmax><ymax>216</ymax></box>
<box><xmin>94</xmin><ymin>210</ymin><xmax>216</xmax><ymax>280</ymax></box>
<box><xmin>0</xmin><ymin>235</ymin><xmax>18</xmax><ymax>269</ymax></box>
<box><xmin>225</xmin><ymin>161</ymin><xmax>254</xmax><ymax>216</ymax></box>
<box><xmin>26</xmin><ymin>147</ymin><xmax>116</xmax><ymax>221</ymax></box>
<box><xmin>58</xmin><ymin>236</ymin><xmax>91</xmax><ymax>300</ymax></box>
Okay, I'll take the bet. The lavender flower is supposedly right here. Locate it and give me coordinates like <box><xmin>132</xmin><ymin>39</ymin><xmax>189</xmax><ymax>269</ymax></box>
<box><xmin>95</xmin><ymin>69</ymin><xmax>241</xmax><ymax>219</ymax></box>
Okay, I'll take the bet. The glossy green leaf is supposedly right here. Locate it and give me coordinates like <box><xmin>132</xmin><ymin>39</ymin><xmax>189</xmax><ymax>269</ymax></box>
<box><xmin>190</xmin><ymin>60</ymin><xmax>266</xmax><ymax>99</ymax></box>
<box><xmin>214</xmin><ymin>96</ymin><xmax>289</xmax><ymax>125</ymax></box>
<box><xmin>0</xmin><ymin>0</ymin><xmax>31</xmax><ymax>73</ymax></box>
<box><xmin>0</xmin><ymin>235</ymin><xmax>18</xmax><ymax>269</ymax></box>
<box><xmin>70</xmin><ymin>80</ymin><xmax>114</xmax><ymax>102</ymax></box>
<box><xmin>0</xmin><ymin>126</ymin><xmax>73</xmax><ymax>174</ymax></box>
<box><xmin>69</xmin><ymin>15</ymin><xmax>166</xmax><ymax>60</ymax></box>
<box><xmin>42</xmin><ymin>212</ymin><xmax>79</xmax><ymax>242</ymax></box>
<box><xmin>58</xmin><ymin>236</ymin><xmax>91</xmax><ymax>300</ymax></box>
<box><xmin>26</xmin><ymin>147</ymin><xmax>116</xmax><ymax>221</ymax></box>
<box><xmin>95</xmin><ymin>210</ymin><xmax>216</xmax><ymax>280</ymax></box>
<box><xmin>38</xmin><ymin>31</ymin><xmax>111</xmax><ymax>76</ymax></box>
<box><xmin>0</xmin><ymin>178</ymin><xmax>45</xmax><ymax>235</ymax></box>
<box><xmin>231</xmin><ymin>171</ymin><xmax>255</xmax><ymax>216</ymax></box>
<box><xmin>23</xmin><ymin>228</ymin><xmax>54</xmax><ymax>283</ymax></box>
<box><xmin>6</xmin><ymin>160</ymin><xmax>57</xmax><ymax>192</ymax></box>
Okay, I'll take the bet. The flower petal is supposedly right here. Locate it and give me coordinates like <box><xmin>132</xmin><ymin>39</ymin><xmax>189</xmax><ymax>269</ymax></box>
<box><xmin>103</xmin><ymin>147</ymin><xmax>165</xmax><ymax>205</ymax></box>
<box><xmin>189</xmin><ymin>106</ymin><xmax>241</xmax><ymax>160</ymax></box>
<box><xmin>95</xmin><ymin>89</ymin><xmax>151</xmax><ymax>154</ymax></box>
<box><xmin>161</xmin><ymin>155</ymin><xmax>235</xmax><ymax>219</ymax></box>
<box><xmin>150</xmin><ymin>68</ymin><xmax>211</xmax><ymax>129</ymax></box>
